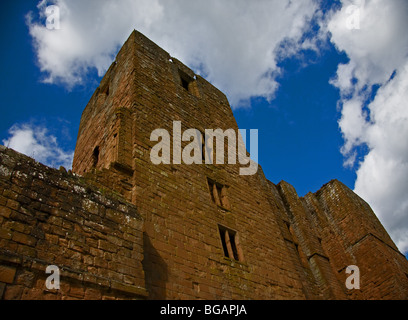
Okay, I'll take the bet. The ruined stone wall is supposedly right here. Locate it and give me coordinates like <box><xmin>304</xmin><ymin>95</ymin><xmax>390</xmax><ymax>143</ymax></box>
<box><xmin>71</xmin><ymin>30</ymin><xmax>408</xmax><ymax>300</ymax></box>
<box><xmin>72</xmin><ymin>33</ymin><xmax>138</xmax><ymax>203</ymax></box>
<box><xmin>2</xmin><ymin>30</ymin><xmax>407</xmax><ymax>301</ymax></box>
<box><xmin>302</xmin><ymin>180</ymin><xmax>408</xmax><ymax>299</ymax></box>
<box><xmin>0</xmin><ymin>146</ymin><xmax>146</xmax><ymax>300</ymax></box>
<box><xmin>73</xmin><ymin>31</ymin><xmax>314</xmax><ymax>300</ymax></box>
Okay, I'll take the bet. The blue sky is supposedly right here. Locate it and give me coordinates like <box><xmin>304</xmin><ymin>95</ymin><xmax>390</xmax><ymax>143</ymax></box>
<box><xmin>1</xmin><ymin>0</ymin><xmax>407</xmax><ymax>256</ymax></box>
<box><xmin>235</xmin><ymin>43</ymin><xmax>352</xmax><ymax>196</ymax></box>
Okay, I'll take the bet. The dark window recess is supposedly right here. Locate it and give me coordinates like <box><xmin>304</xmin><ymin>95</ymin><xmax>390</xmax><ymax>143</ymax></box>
<box><xmin>207</xmin><ymin>179</ymin><xmax>216</xmax><ymax>203</ymax></box>
<box><xmin>218</xmin><ymin>225</ymin><xmax>243</xmax><ymax>262</ymax></box>
<box><xmin>179</xmin><ymin>70</ymin><xmax>193</xmax><ymax>92</ymax></box>
<box><xmin>207</xmin><ymin>178</ymin><xmax>230</xmax><ymax>210</ymax></box>
<box><xmin>181</xmin><ymin>77</ymin><xmax>190</xmax><ymax>91</ymax></box>
<box><xmin>178</xmin><ymin>69</ymin><xmax>200</xmax><ymax>98</ymax></box>
<box><xmin>92</xmin><ymin>146</ymin><xmax>100</xmax><ymax>168</ymax></box>
<box><xmin>200</xmin><ymin>131</ymin><xmax>206</xmax><ymax>162</ymax></box>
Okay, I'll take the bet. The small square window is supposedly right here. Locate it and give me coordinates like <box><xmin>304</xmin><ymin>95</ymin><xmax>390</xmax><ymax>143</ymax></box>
<box><xmin>178</xmin><ymin>69</ymin><xmax>200</xmax><ymax>97</ymax></box>
<box><xmin>218</xmin><ymin>225</ymin><xmax>243</xmax><ymax>262</ymax></box>
<box><xmin>179</xmin><ymin>70</ymin><xmax>193</xmax><ymax>91</ymax></box>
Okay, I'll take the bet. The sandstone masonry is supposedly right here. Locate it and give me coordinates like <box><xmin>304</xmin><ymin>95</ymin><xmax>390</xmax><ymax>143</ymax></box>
<box><xmin>1</xmin><ymin>30</ymin><xmax>407</xmax><ymax>300</ymax></box>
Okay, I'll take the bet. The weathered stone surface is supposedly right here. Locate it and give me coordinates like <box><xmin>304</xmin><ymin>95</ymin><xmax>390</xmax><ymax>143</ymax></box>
<box><xmin>1</xmin><ymin>30</ymin><xmax>407</xmax><ymax>300</ymax></box>
<box><xmin>0</xmin><ymin>266</ymin><xmax>16</xmax><ymax>284</ymax></box>
<box><xmin>0</xmin><ymin>146</ymin><xmax>146</xmax><ymax>300</ymax></box>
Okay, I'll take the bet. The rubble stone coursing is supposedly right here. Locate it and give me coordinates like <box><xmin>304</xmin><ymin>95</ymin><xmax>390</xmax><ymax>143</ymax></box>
<box><xmin>1</xmin><ymin>30</ymin><xmax>407</xmax><ymax>300</ymax></box>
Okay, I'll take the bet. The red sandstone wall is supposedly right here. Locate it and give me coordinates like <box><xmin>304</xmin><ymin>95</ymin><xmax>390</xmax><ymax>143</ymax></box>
<box><xmin>74</xmin><ymin>31</ymin><xmax>314</xmax><ymax>300</ymax></box>
<box><xmin>3</xmin><ymin>30</ymin><xmax>407</xmax><ymax>301</ymax></box>
<box><xmin>302</xmin><ymin>180</ymin><xmax>408</xmax><ymax>299</ymax></box>
<box><xmin>73</xmin><ymin>32</ymin><xmax>138</xmax><ymax>175</ymax></box>
<box><xmin>72</xmin><ymin>30</ymin><xmax>408</xmax><ymax>300</ymax></box>
<box><xmin>0</xmin><ymin>146</ymin><xmax>146</xmax><ymax>300</ymax></box>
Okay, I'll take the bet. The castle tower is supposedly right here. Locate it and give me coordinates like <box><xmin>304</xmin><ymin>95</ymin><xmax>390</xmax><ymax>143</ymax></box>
<box><xmin>72</xmin><ymin>30</ymin><xmax>408</xmax><ymax>300</ymax></box>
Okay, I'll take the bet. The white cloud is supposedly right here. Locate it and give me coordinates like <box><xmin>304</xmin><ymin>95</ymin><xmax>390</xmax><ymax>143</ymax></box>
<box><xmin>27</xmin><ymin>0</ymin><xmax>319</xmax><ymax>106</ymax></box>
<box><xmin>354</xmin><ymin>63</ymin><xmax>408</xmax><ymax>254</ymax></box>
<box><xmin>327</xmin><ymin>0</ymin><xmax>408</xmax><ymax>253</ymax></box>
<box><xmin>2</xmin><ymin>123</ymin><xmax>74</xmax><ymax>170</ymax></box>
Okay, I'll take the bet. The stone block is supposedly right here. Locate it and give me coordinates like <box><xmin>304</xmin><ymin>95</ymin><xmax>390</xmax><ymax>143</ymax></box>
<box><xmin>0</xmin><ymin>265</ymin><xmax>16</xmax><ymax>284</ymax></box>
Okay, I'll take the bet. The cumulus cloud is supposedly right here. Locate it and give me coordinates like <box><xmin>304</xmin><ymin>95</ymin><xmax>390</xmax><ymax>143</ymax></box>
<box><xmin>327</xmin><ymin>0</ymin><xmax>408</xmax><ymax>253</ymax></box>
<box><xmin>26</xmin><ymin>0</ymin><xmax>319</xmax><ymax>106</ymax></box>
<box><xmin>2</xmin><ymin>123</ymin><xmax>74</xmax><ymax>169</ymax></box>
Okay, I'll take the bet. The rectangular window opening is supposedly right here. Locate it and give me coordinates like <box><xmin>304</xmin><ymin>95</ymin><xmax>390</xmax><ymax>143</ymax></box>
<box><xmin>219</xmin><ymin>227</ymin><xmax>229</xmax><ymax>257</ymax></box>
<box><xmin>92</xmin><ymin>146</ymin><xmax>100</xmax><ymax>168</ymax></box>
<box><xmin>218</xmin><ymin>225</ymin><xmax>243</xmax><ymax>262</ymax></box>
<box><xmin>207</xmin><ymin>178</ymin><xmax>230</xmax><ymax>210</ymax></box>
<box><xmin>181</xmin><ymin>77</ymin><xmax>190</xmax><ymax>91</ymax></box>
<box><xmin>178</xmin><ymin>70</ymin><xmax>193</xmax><ymax>92</ymax></box>
<box><xmin>207</xmin><ymin>178</ymin><xmax>216</xmax><ymax>203</ymax></box>
<box><xmin>178</xmin><ymin>69</ymin><xmax>200</xmax><ymax>98</ymax></box>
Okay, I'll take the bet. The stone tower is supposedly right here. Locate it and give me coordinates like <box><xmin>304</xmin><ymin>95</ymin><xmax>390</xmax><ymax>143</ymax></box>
<box><xmin>71</xmin><ymin>30</ymin><xmax>408</xmax><ymax>300</ymax></box>
<box><xmin>0</xmin><ymin>30</ymin><xmax>406</xmax><ymax>300</ymax></box>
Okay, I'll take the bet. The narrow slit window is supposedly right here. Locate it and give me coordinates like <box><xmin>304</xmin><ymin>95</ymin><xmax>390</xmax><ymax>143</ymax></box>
<box><xmin>200</xmin><ymin>131</ymin><xmax>206</xmax><ymax>162</ymax></box>
<box><xmin>207</xmin><ymin>179</ymin><xmax>216</xmax><ymax>203</ymax></box>
<box><xmin>229</xmin><ymin>232</ymin><xmax>239</xmax><ymax>261</ymax></box>
<box><xmin>92</xmin><ymin>146</ymin><xmax>100</xmax><ymax>168</ymax></box>
<box><xmin>218</xmin><ymin>226</ymin><xmax>243</xmax><ymax>262</ymax></box>
<box><xmin>207</xmin><ymin>178</ymin><xmax>230</xmax><ymax>210</ymax></box>
<box><xmin>219</xmin><ymin>227</ymin><xmax>229</xmax><ymax>257</ymax></box>
<box><xmin>216</xmin><ymin>185</ymin><xmax>223</xmax><ymax>200</ymax></box>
